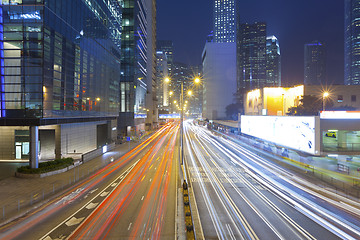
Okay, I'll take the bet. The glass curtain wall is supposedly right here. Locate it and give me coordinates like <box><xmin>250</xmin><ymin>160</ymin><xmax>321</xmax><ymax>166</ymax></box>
<box><xmin>0</xmin><ymin>0</ymin><xmax>121</xmax><ymax>119</ymax></box>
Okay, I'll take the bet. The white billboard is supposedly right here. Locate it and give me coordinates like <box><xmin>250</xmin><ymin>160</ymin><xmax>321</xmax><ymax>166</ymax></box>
<box><xmin>241</xmin><ymin>115</ymin><xmax>319</xmax><ymax>155</ymax></box>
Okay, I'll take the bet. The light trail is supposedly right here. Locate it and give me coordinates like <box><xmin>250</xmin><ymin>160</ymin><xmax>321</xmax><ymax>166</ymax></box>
<box><xmin>67</xmin><ymin>123</ymin><xmax>179</xmax><ymax>240</ymax></box>
<box><xmin>187</xmin><ymin>121</ymin><xmax>360</xmax><ymax>240</ymax></box>
<box><xmin>184</xmin><ymin>122</ymin><xmax>258</xmax><ymax>240</ymax></box>
<box><xmin>189</xmin><ymin>123</ymin><xmax>314</xmax><ymax>240</ymax></box>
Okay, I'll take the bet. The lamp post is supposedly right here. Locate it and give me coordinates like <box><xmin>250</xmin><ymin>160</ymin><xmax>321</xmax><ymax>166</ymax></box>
<box><xmin>166</xmin><ymin>76</ymin><xmax>200</xmax><ymax>165</ymax></box>
<box><xmin>323</xmin><ymin>92</ymin><xmax>329</xmax><ymax>111</ymax></box>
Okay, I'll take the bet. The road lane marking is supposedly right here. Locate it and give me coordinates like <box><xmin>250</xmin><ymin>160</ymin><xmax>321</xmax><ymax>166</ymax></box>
<box><xmin>89</xmin><ymin>188</ymin><xmax>98</xmax><ymax>194</ymax></box>
<box><xmin>149</xmin><ymin>164</ymin><xmax>153</xmax><ymax>169</ymax></box>
<box><xmin>86</xmin><ymin>202</ymin><xmax>99</xmax><ymax>210</ymax></box>
<box><xmin>141</xmin><ymin>176</ymin><xmax>145</xmax><ymax>182</ymax></box>
<box><xmin>149</xmin><ymin>178</ymin><xmax>152</xmax><ymax>182</ymax></box>
<box><xmin>40</xmin><ymin>160</ymin><xmax>141</xmax><ymax>240</ymax></box>
<box><xmin>128</xmin><ymin>222</ymin><xmax>132</xmax><ymax>230</ymax></box>
<box><xmin>100</xmin><ymin>191</ymin><xmax>109</xmax><ymax>197</ymax></box>
<box><xmin>65</xmin><ymin>217</ymin><xmax>85</xmax><ymax>227</ymax></box>
<box><xmin>141</xmin><ymin>196</ymin><xmax>144</xmax><ymax>201</ymax></box>
<box><xmin>111</xmin><ymin>183</ymin><xmax>117</xmax><ymax>187</ymax></box>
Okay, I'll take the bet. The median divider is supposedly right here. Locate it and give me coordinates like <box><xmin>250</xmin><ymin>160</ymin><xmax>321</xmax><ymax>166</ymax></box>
<box><xmin>182</xmin><ymin>180</ymin><xmax>195</xmax><ymax>239</ymax></box>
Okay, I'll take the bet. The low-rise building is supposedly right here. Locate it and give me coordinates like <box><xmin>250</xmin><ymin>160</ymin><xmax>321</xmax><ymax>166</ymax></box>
<box><xmin>245</xmin><ymin>85</ymin><xmax>360</xmax><ymax>116</ymax></box>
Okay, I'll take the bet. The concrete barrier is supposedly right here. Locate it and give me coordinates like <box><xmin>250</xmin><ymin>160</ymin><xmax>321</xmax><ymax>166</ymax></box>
<box><xmin>81</xmin><ymin>143</ymin><xmax>116</xmax><ymax>163</ymax></box>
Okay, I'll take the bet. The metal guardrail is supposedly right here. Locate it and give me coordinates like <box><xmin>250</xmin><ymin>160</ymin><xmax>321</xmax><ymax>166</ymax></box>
<box><xmin>323</xmin><ymin>143</ymin><xmax>360</xmax><ymax>152</ymax></box>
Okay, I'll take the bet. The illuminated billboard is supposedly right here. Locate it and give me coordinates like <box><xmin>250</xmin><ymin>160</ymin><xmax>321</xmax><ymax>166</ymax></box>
<box><xmin>159</xmin><ymin>113</ymin><xmax>180</xmax><ymax>119</ymax></box>
<box><xmin>241</xmin><ymin>115</ymin><xmax>320</xmax><ymax>155</ymax></box>
<box><xmin>320</xmin><ymin>111</ymin><xmax>360</xmax><ymax>119</ymax></box>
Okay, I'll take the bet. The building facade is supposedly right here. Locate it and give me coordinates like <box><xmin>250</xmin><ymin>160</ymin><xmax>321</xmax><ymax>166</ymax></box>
<box><xmin>202</xmin><ymin>42</ymin><xmax>236</xmax><ymax>120</ymax></box>
<box><xmin>304</xmin><ymin>41</ymin><xmax>326</xmax><ymax>85</ymax></box>
<box><xmin>345</xmin><ymin>0</ymin><xmax>360</xmax><ymax>85</ymax></box>
<box><xmin>155</xmin><ymin>51</ymin><xmax>169</xmax><ymax>110</ymax></box>
<box><xmin>213</xmin><ymin>0</ymin><xmax>238</xmax><ymax>43</ymax></box>
<box><xmin>119</xmin><ymin>0</ymin><xmax>157</xmax><ymax>136</ymax></box>
<box><xmin>245</xmin><ymin>85</ymin><xmax>360</xmax><ymax>116</ymax></box>
<box><xmin>0</xmin><ymin>0</ymin><xmax>122</xmax><ymax>165</ymax></box>
<box><xmin>266</xmin><ymin>35</ymin><xmax>281</xmax><ymax>87</ymax></box>
<box><xmin>237</xmin><ymin>22</ymin><xmax>267</xmax><ymax>109</ymax></box>
<box><xmin>157</xmin><ymin>40</ymin><xmax>173</xmax><ymax>75</ymax></box>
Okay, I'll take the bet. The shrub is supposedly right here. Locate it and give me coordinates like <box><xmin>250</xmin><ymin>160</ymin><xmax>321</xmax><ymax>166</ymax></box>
<box><xmin>17</xmin><ymin>158</ymin><xmax>74</xmax><ymax>174</ymax></box>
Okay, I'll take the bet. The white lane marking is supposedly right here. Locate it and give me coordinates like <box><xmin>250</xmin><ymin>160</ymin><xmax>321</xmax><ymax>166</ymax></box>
<box><xmin>149</xmin><ymin>178</ymin><xmax>152</xmax><ymax>182</ymax></box>
<box><xmin>100</xmin><ymin>191</ymin><xmax>109</xmax><ymax>197</ymax></box>
<box><xmin>128</xmin><ymin>222</ymin><xmax>132</xmax><ymax>230</ymax></box>
<box><xmin>43</xmin><ymin>237</ymin><xmax>52</xmax><ymax>240</ymax></box>
<box><xmin>89</xmin><ymin>188</ymin><xmax>98</xmax><ymax>194</ymax></box>
<box><xmin>65</xmin><ymin>217</ymin><xmax>85</xmax><ymax>227</ymax></box>
<box><xmin>111</xmin><ymin>183</ymin><xmax>117</xmax><ymax>187</ymax></box>
<box><xmin>86</xmin><ymin>202</ymin><xmax>99</xmax><ymax>210</ymax></box>
<box><xmin>39</xmin><ymin>160</ymin><xmax>140</xmax><ymax>240</ymax></box>
<box><xmin>141</xmin><ymin>196</ymin><xmax>144</xmax><ymax>201</ymax></box>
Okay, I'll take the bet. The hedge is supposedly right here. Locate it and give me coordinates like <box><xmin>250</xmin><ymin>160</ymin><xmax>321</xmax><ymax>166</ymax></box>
<box><xmin>17</xmin><ymin>157</ymin><xmax>74</xmax><ymax>174</ymax></box>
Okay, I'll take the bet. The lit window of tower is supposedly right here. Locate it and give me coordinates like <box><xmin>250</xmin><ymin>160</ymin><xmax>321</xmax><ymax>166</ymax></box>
<box><xmin>213</xmin><ymin>0</ymin><xmax>238</xmax><ymax>43</ymax></box>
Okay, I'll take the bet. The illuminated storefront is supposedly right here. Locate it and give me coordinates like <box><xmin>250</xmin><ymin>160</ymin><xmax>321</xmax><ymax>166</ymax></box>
<box><xmin>245</xmin><ymin>85</ymin><xmax>303</xmax><ymax>116</ymax></box>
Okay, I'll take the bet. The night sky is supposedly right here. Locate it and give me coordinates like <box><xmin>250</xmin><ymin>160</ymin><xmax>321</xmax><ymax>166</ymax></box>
<box><xmin>156</xmin><ymin>0</ymin><xmax>344</xmax><ymax>86</ymax></box>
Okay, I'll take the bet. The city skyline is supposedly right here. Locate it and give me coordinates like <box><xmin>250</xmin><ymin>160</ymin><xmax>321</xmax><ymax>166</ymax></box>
<box><xmin>157</xmin><ymin>0</ymin><xmax>344</xmax><ymax>86</ymax></box>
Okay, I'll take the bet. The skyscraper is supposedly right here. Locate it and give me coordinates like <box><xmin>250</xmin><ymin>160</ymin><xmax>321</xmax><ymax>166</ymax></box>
<box><xmin>266</xmin><ymin>36</ymin><xmax>281</xmax><ymax>87</ymax></box>
<box><xmin>213</xmin><ymin>0</ymin><xmax>238</xmax><ymax>43</ymax></box>
<box><xmin>119</xmin><ymin>0</ymin><xmax>157</xmax><ymax>136</ymax></box>
<box><xmin>155</xmin><ymin>51</ymin><xmax>169</xmax><ymax>110</ymax></box>
<box><xmin>304</xmin><ymin>41</ymin><xmax>326</xmax><ymax>85</ymax></box>
<box><xmin>237</xmin><ymin>22</ymin><xmax>267</xmax><ymax>93</ymax></box>
<box><xmin>0</xmin><ymin>0</ymin><xmax>122</xmax><ymax>164</ymax></box>
<box><xmin>157</xmin><ymin>40</ymin><xmax>174</xmax><ymax>75</ymax></box>
<box><xmin>345</xmin><ymin>0</ymin><xmax>360</xmax><ymax>85</ymax></box>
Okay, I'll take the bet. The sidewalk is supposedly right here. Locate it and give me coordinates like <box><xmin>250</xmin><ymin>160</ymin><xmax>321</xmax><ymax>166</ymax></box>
<box><xmin>0</xmin><ymin>140</ymin><xmax>142</xmax><ymax>225</ymax></box>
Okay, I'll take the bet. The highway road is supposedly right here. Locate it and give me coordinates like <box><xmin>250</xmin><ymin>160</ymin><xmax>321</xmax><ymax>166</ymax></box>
<box><xmin>0</xmin><ymin>123</ymin><xmax>180</xmax><ymax>240</ymax></box>
<box><xmin>184</xmin><ymin>120</ymin><xmax>360</xmax><ymax>240</ymax></box>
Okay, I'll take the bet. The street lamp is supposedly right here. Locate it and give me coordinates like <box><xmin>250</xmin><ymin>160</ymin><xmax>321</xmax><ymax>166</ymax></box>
<box><xmin>323</xmin><ymin>92</ymin><xmax>329</xmax><ymax>111</ymax></box>
<box><xmin>179</xmin><ymin>77</ymin><xmax>200</xmax><ymax>165</ymax></box>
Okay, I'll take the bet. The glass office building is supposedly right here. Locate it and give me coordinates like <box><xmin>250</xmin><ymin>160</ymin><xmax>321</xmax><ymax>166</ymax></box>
<box><xmin>119</xmin><ymin>0</ymin><xmax>156</xmax><ymax>136</ymax></box>
<box><xmin>304</xmin><ymin>41</ymin><xmax>326</xmax><ymax>85</ymax></box>
<box><xmin>237</xmin><ymin>22</ymin><xmax>267</xmax><ymax>91</ymax></box>
<box><xmin>266</xmin><ymin>35</ymin><xmax>281</xmax><ymax>87</ymax></box>
<box><xmin>345</xmin><ymin>0</ymin><xmax>360</xmax><ymax>85</ymax></box>
<box><xmin>0</xmin><ymin>0</ymin><xmax>122</xmax><ymax>163</ymax></box>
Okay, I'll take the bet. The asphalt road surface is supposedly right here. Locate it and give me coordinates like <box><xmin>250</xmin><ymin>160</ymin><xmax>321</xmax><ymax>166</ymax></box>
<box><xmin>0</xmin><ymin>123</ymin><xmax>179</xmax><ymax>240</ymax></box>
<box><xmin>184</xmin><ymin>120</ymin><xmax>360</xmax><ymax>240</ymax></box>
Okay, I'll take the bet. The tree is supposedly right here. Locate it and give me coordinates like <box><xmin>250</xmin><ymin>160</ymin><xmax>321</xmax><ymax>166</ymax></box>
<box><xmin>225</xmin><ymin>103</ymin><xmax>241</xmax><ymax>120</ymax></box>
<box><xmin>329</xmin><ymin>105</ymin><xmax>356</xmax><ymax>111</ymax></box>
<box><xmin>286</xmin><ymin>95</ymin><xmax>333</xmax><ymax>116</ymax></box>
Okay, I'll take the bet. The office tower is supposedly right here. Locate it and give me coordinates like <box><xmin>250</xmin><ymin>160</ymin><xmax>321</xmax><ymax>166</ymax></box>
<box><xmin>155</xmin><ymin>51</ymin><xmax>169</xmax><ymax>110</ymax></box>
<box><xmin>213</xmin><ymin>0</ymin><xmax>239</xmax><ymax>43</ymax></box>
<box><xmin>157</xmin><ymin>40</ymin><xmax>174</xmax><ymax>74</ymax></box>
<box><xmin>266</xmin><ymin>36</ymin><xmax>281</xmax><ymax>87</ymax></box>
<box><xmin>237</xmin><ymin>22</ymin><xmax>267</xmax><ymax>94</ymax></box>
<box><xmin>345</xmin><ymin>0</ymin><xmax>360</xmax><ymax>85</ymax></box>
<box><xmin>0</xmin><ymin>0</ymin><xmax>122</xmax><ymax>164</ymax></box>
<box><xmin>120</xmin><ymin>0</ymin><xmax>157</xmax><ymax>135</ymax></box>
<box><xmin>304</xmin><ymin>41</ymin><xmax>326</xmax><ymax>85</ymax></box>
<box><xmin>202</xmin><ymin>43</ymin><xmax>237</xmax><ymax>119</ymax></box>
<box><xmin>169</xmin><ymin>62</ymin><xmax>201</xmax><ymax>115</ymax></box>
